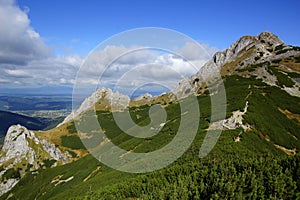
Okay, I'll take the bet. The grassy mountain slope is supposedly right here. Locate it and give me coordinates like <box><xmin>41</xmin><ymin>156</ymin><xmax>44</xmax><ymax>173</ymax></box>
<box><xmin>2</xmin><ymin>73</ymin><xmax>300</xmax><ymax>199</ymax></box>
<box><xmin>1</xmin><ymin>32</ymin><xmax>300</xmax><ymax>199</ymax></box>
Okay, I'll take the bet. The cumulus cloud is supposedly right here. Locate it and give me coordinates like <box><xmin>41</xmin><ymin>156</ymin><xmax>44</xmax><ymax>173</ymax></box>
<box><xmin>0</xmin><ymin>0</ymin><xmax>219</xmax><ymax>95</ymax></box>
<box><xmin>0</xmin><ymin>0</ymin><xmax>52</xmax><ymax>65</ymax></box>
<box><xmin>75</xmin><ymin>43</ymin><xmax>218</xmax><ymax>96</ymax></box>
<box><xmin>0</xmin><ymin>0</ymin><xmax>83</xmax><ymax>88</ymax></box>
<box><xmin>0</xmin><ymin>55</ymin><xmax>83</xmax><ymax>87</ymax></box>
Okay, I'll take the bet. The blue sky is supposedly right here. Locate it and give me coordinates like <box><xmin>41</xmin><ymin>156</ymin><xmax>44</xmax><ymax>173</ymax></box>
<box><xmin>0</xmin><ymin>0</ymin><xmax>299</xmax><ymax>92</ymax></box>
<box><xmin>18</xmin><ymin>0</ymin><xmax>300</xmax><ymax>55</ymax></box>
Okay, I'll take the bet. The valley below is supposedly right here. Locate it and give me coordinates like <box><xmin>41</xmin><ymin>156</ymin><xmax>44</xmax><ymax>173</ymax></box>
<box><xmin>0</xmin><ymin>95</ymin><xmax>72</xmax><ymax>137</ymax></box>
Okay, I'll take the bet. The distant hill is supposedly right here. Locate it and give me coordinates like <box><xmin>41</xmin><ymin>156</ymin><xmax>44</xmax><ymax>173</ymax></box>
<box><xmin>0</xmin><ymin>95</ymin><xmax>72</xmax><ymax>111</ymax></box>
<box><xmin>0</xmin><ymin>86</ymin><xmax>72</xmax><ymax>95</ymax></box>
<box><xmin>0</xmin><ymin>110</ymin><xmax>48</xmax><ymax>136</ymax></box>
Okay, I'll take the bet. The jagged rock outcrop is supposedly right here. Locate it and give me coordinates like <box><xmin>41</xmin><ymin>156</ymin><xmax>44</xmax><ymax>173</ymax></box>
<box><xmin>129</xmin><ymin>93</ymin><xmax>154</xmax><ymax>107</ymax></box>
<box><xmin>0</xmin><ymin>125</ymin><xmax>37</xmax><ymax>165</ymax></box>
<box><xmin>133</xmin><ymin>93</ymin><xmax>153</xmax><ymax>101</ymax></box>
<box><xmin>171</xmin><ymin>31</ymin><xmax>300</xmax><ymax>99</ymax></box>
<box><xmin>208</xmin><ymin>101</ymin><xmax>251</xmax><ymax>131</ymax></box>
<box><xmin>58</xmin><ymin>31</ymin><xmax>300</xmax><ymax>126</ymax></box>
<box><xmin>0</xmin><ymin>125</ymin><xmax>70</xmax><ymax>196</ymax></box>
<box><xmin>58</xmin><ymin>87</ymin><xmax>130</xmax><ymax>126</ymax></box>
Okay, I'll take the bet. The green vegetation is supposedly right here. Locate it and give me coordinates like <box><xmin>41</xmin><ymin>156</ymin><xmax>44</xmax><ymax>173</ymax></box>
<box><xmin>66</xmin><ymin>122</ymin><xmax>77</xmax><ymax>134</ymax></box>
<box><xmin>67</xmin><ymin>150</ymin><xmax>78</xmax><ymax>158</ymax></box>
<box><xmin>274</xmin><ymin>44</ymin><xmax>290</xmax><ymax>55</ymax></box>
<box><xmin>43</xmin><ymin>117</ymin><xmax>65</xmax><ymax>131</ymax></box>
<box><xmin>292</xmin><ymin>46</ymin><xmax>300</xmax><ymax>51</ymax></box>
<box><xmin>43</xmin><ymin>159</ymin><xmax>56</xmax><ymax>168</ymax></box>
<box><xmin>288</xmin><ymin>72</ymin><xmax>300</xmax><ymax>78</ymax></box>
<box><xmin>1</xmin><ymin>74</ymin><xmax>300</xmax><ymax>199</ymax></box>
<box><xmin>244</xmin><ymin>86</ymin><xmax>300</xmax><ymax>149</ymax></box>
<box><xmin>1</xmin><ymin>168</ymin><xmax>21</xmax><ymax>181</ymax></box>
<box><xmin>223</xmin><ymin>76</ymin><xmax>263</xmax><ymax>116</ymax></box>
<box><xmin>272</xmin><ymin>59</ymin><xmax>282</xmax><ymax>64</ymax></box>
<box><xmin>61</xmin><ymin>135</ymin><xmax>86</xmax><ymax>150</ymax></box>
<box><xmin>237</xmin><ymin>64</ymin><xmax>259</xmax><ymax>72</ymax></box>
<box><xmin>237</xmin><ymin>61</ymin><xmax>270</xmax><ymax>72</ymax></box>
<box><xmin>94</xmin><ymin>101</ymin><xmax>182</xmax><ymax>153</ymax></box>
<box><xmin>294</xmin><ymin>56</ymin><xmax>300</xmax><ymax>63</ymax></box>
<box><xmin>238</xmin><ymin>61</ymin><xmax>295</xmax><ymax>88</ymax></box>
<box><xmin>25</xmin><ymin>164</ymin><xmax>33</xmax><ymax>172</ymax></box>
<box><xmin>276</xmin><ymin>49</ymin><xmax>289</xmax><ymax>55</ymax></box>
<box><xmin>268</xmin><ymin>66</ymin><xmax>295</xmax><ymax>87</ymax></box>
<box><xmin>82</xmin><ymin>156</ymin><xmax>300</xmax><ymax>200</ymax></box>
<box><xmin>1</xmin><ymin>155</ymin><xmax>104</xmax><ymax>200</ymax></box>
<box><xmin>275</xmin><ymin>44</ymin><xmax>285</xmax><ymax>51</ymax></box>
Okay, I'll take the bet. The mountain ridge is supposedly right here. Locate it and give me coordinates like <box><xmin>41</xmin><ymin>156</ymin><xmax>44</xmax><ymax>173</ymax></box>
<box><xmin>58</xmin><ymin>31</ymin><xmax>300</xmax><ymax>126</ymax></box>
<box><xmin>1</xmin><ymin>31</ymin><xmax>300</xmax><ymax>198</ymax></box>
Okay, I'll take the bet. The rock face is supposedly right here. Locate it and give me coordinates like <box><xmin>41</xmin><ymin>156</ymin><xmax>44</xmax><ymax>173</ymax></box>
<box><xmin>0</xmin><ymin>125</ymin><xmax>37</xmax><ymax>165</ymax></box>
<box><xmin>200</xmin><ymin>32</ymin><xmax>283</xmax><ymax>76</ymax></box>
<box><xmin>0</xmin><ymin>125</ymin><xmax>70</xmax><ymax>196</ymax></box>
<box><xmin>129</xmin><ymin>93</ymin><xmax>154</xmax><ymax>107</ymax></box>
<box><xmin>171</xmin><ymin>31</ymin><xmax>300</xmax><ymax>99</ymax></box>
<box><xmin>58</xmin><ymin>32</ymin><xmax>300</xmax><ymax>124</ymax></box>
<box><xmin>208</xmin><ymin>101</ymin><xmax>251</xmax><ymax>131</ymax></box>
<box><xmin>133</xmin><ymin>93</ymin><xmax>153</xmax><ymax>101</ymax></box>
<box><xmin>58</xmin><ymin>87</ymin><xmax>130</xmax><ymax>126</ymax></box>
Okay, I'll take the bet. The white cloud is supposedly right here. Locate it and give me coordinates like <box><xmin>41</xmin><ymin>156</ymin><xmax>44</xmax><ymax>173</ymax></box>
<box><xmin>4</xmin><ymin>69</ymin><xmax>31</xmax><ymax>77</ymax></box>
<box><xmin>0</xmin><ymin>78</ymin><xmax>9</xmax><ymax>83</ymax></box>
<box><xmin>0</xmin><ymin>0</ymin><xmax>52</xmax><ymax>65</ymax></box>
<box><xmin>0</xmin><ymin>55</ymin><xmax>83</xmax><ymax>87</ymax></box>
<box><xmin>0</xmin><ymin>0</ymin><xmax>219</xmax><ymax>94</ymax></box>
<box><xmin>0</xmin><ymin>0</ymin><xmax>84</xmax><ymax>88</ymax></box>
<box><xmin>75</xmin><ymin>43</ymin><xmax>218</xmax><ymax>95</ymax></box>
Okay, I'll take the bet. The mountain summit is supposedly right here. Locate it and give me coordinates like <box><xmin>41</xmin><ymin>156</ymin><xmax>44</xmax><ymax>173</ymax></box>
<box><xmin>171</xmin><ymin>31</ymin><xmax>299</xmax><ymax>99</ymax></box>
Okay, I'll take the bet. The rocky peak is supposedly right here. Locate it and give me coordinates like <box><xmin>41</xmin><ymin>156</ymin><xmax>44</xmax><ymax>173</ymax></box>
<box><xmin>1</xmin><ymin>125</ymin><xmax>37</xmax><ymax>165</ymax></box>
<box><xmin>258</xmin><ymin>31</ymin><xmax>283</xmax><ymax>46</ymax></box>
<box><xmin>170</xmin><ymin>31</ymin><xmax>299</xmax><ymax>100</ymax></box>
<box><xmin>0</xmin><ymin>124</ymin><xmax>70</xmax><ymax>196</ymax></box>
<box><xmin>58</xmin><ymin>32</ymin><xmax>298</xmax><ymax>123</ymax></box>
<box><xmin>213</xmin><ymin>32</ymin><xmax>283</xmax><ymax>68</ymax></box>
<box><xmin>58</xmin><ymin>87</ymin><xmax>130</xmax><ymax>126</ymax></box>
